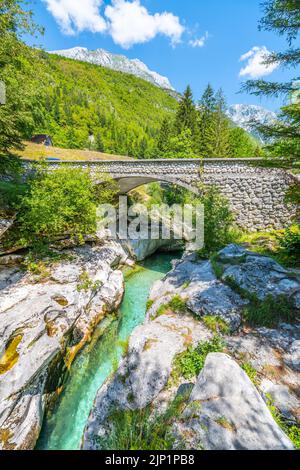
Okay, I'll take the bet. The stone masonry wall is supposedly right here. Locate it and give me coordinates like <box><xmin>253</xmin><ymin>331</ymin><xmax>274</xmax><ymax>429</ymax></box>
<box><xmin>27</xmin><ymin>159</ymin><xmax>298</xmax><ymax>231</ymax></box>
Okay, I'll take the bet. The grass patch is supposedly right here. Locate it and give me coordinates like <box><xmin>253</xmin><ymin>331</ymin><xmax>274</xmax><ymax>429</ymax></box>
<box><xmin>24</xmin><ymin>259</ymin><xmax>51</xmax><ymax>282</ymax></box>
<box><xmin>215</xmin><ymin>417</ymin><xmax>236</xmax><ymax>432</ymax></box>
<box><xmin>202</xmin><ymin>316</ymin><xmax>230</xmax><ymax>335</ymax></box>
<box><xmin>155</xmin><ymin>295</ymin><xmax>187</xmax><ymax>318</ymax></box>
<box><xmin>241</xmin><ymin>362</ymin><xmax>259</xmax><ymax>387</ymax></box>
<box><xmin>77</xmin><ymin>270</ymin><xmax>102</xmax><ymax>293</ymax></box>
<box><xmin>169</xmin><ymin>295</ymin><xmax>187</xmax><ymax>312</ymax></box>
<box><xmin>237</xmin><ymin>228</ymin><xmax>300</xmax><ymax>268</ymax></box>
<box><xmin>210</xmin><ymin>252</ymin><xmax>224</xmax><ymax>279</ymax></box>
<box><xmin>224</xmin><ymin>276</ymin><xmax>298</xmax><ymax>328</ymax></box>
<box><xmin>171</xmin><ymin>335</ymin><xmax>225</xmax><ymax>381</ymax></box>
<box><xmin>15</xmin><ymin>141</ymin><xmax>133</xmax><ymax>162</ymax></box>
<box><xmin>95</xmin><ymin>392</ymin><xmax>189</xmax><ymax>450</ymax></box>
<box><xmin>146</xmin><ymin>299</ymin><xmax>154</xmax><ymax>311</ymax></box>
<box><xmin>243</xmin><ymin>294</ymin><xmax>297</xmax><ymax>328</ymax></box>
<box><xmin>266</xmin><ymin>394</ymin><xmax>300</xmax><ymax>450</ymax></box>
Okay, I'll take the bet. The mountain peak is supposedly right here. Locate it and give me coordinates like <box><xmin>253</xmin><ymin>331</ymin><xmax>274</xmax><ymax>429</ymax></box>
<box><xmin>49</xmin><ymin>47</ymin><xmax>174</xmax><ymax>91</ymax></box>
<box><xmin>227</xmin><ymin>104</ymin><xmax>277</xmax><ymax>142</ymax></box>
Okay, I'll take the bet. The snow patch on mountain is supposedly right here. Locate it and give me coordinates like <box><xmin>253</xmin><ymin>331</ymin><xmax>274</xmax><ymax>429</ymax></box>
<box><xmin>49</xmin><ymin>47</ymin><xmax>174</xmax><ymax>90</ymax></box>
<box><xmin>227</xmin><ymin>104</ymin><xmax>277</xmax><ymax>142</ymax></box>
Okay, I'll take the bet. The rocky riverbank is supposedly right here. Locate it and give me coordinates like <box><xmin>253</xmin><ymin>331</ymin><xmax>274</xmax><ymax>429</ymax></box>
<box><xmin>83</xmin><ymin>245</ymin><xmax>300</xmax><ymax>451</ymax></box>
<box><xmin>0</xmin><ymin>241</ymin><xmax>129</xmax><ymax>450</ymax></box>
<box><xmin>0</xmin><ymin>232</ymin><xmax>181</xmax><ymax>450</ymax></box>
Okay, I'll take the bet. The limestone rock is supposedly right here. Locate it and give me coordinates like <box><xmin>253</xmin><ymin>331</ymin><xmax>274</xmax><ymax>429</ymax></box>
<box><xmin>226</xmin><ymin>323</ymin><xmax>300</xmax><ymax>422</ymax></box>
<box><xmin>173</xmin><ymin>353</ymin><xmax>294</xmax><ymax>450</ymax></box>
<box><xmin>260</xmin><ymin>380</ymin><xmax>299</xmax><ymax>421</ymax></box>
<box><xmin>219</xmin><ymin>245</ymin><xmax>300</xmax><ymax>306</ymax></box>
<box><xmin>284</xmin><ymin>340</ymin><xmax>300</xmax><ymax>372</ymax></box>
<box><xmin>82</xmin><ymin>314</ymin><xmax>211</xmax><ymax>450</ymax></box>
<box><xmin>0</xmin><ymin>242</ymin><xmax>126</xmax><ymax>450</ymax></box>
<box><xmin>149</xmin><ymin>245</ymin><xmax>300</xmax><ymax>331</ymax></box>
<box><xmin>0</xmin><ymin>218</ymin><xmax>14</xmax><ymax>239</ymax></box>
<box><xmin>149</xmin><ymin>257</ymin><xmax>245</xmax><ymax>330</ymax></box>
<box><xmin>126</xmin><ymin>238</ymin><xmax>176</xmax><ymax>262</ymax></box>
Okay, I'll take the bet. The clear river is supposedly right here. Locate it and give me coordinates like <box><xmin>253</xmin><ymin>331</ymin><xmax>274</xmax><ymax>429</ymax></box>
<box><xmin>36</xmin><ymin>252</ymin><xmax>177</xmax><ymax>450</ymax></box>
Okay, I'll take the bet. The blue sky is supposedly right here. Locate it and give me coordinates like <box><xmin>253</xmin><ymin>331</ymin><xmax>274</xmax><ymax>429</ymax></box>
<box><xmin>26</xmin><ymin>1</ymin><xmax>293</xmax><ymax>111</ymax></box>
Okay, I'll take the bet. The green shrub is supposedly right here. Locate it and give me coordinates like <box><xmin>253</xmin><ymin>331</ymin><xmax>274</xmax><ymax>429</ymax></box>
<box><xmin>168</xmin><ymin>295</ymin><xmax>187</xmax><ymax>312</ymax></box>
<box><xmin>173</xmin><ymin>335</ymin><xmax>225</xmax><ymax>380</ymax></box>
<box><xmin>285</xmin><ymin>183</ymin><xmax>300</xmax><ymax>207</ymax></box>
<box><xmin>278</xmin><ymin>224</ymin><xmax>300</xmax><ymax>262</ymax></box>
<box><xmin>96</xmin><ymin>393</ymin><xmax>189</xmax><ymax>451</ymax></box>
<box><xmin>76</xmin><ymin>270</ymin><xmax>102</xmax><ymax>293</ymax></box>
<box><xmin>146</xmin><ymin>299</ymin><xmax>154</xmax><ymax>311</ymax></box>
<box><xmin>16</xmin><ymin>167</ymin><xmax>118</xmax><ymax>246</ymax></box>
<box><xmin>0</xmin><ymin>180</ymin><xmax>27</xmax><ymax>209</ymax></box>
<box><xmin>197</xmin><ymin>186</ymin><xmax>236</xmax><ymax>257</ymax></box>
<box><xmin>236</xmin><ymin>229</ymin><xmax>299</xmax><ymax>268</ymax></box>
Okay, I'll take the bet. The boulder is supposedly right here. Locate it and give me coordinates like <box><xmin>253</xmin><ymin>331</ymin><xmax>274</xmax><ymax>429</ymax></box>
<box><xmin>219</xmin><ymin>245</ymin><xmax>300</xmax><ymax>306</ymax></box>
<box><xmin>149</xmin><ymin>245</ymin><xmax>300</xmax><ymax>330</ymax></box>
<box><xmin>149</xmin><ymin>257</ymin><xmax>246</xmax><ymax>330</ymax></box>
<box><xmin>173</xmin><ymin>353</ymin><xmax>294</xmax><ymax>450</ymax></box>
<box><xmin>126</xmin><ymin>238</ymin><xmax>177</xmax><ymax>262</ymax></box>
<box><xmin>260</xmin><ymin>380</ymin><xmax>299</xmax><ymax>421</ymax></box>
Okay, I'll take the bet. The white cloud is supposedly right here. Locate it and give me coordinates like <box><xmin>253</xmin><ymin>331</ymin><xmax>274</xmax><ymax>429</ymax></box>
<box><xmin>189</xmin><ymin>31</ymin><xmax>209</xmax><ymax>48</ymax></box>
<box><xmin>239</xmin><ymin>46</ymin><xmax>279</xmax><ymax>79</ymax></box>
<box><xmin>43</xmin><ymin>0</ymin><xmax>107</xmax><ymax>35</ymax></box>
<box><xmin>44</xmin><ymin>0</ymin><xmax>184</xmax><ymax>48</ymax></box>
<box><xmin>105</xmin><ymin>0</ymin><xmax>184</xmax><ymax>49</ymax></box>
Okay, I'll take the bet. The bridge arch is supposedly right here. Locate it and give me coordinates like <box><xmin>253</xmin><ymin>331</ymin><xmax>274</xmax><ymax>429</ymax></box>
<box><xmin>25</xmin><ymin>158</ymin><xmax>298</xmax><ymax>231</ymax></box>
<box><xmin>94</xmin><ymin>175</ymin><xmax>200</xmax><ymax>195</ymax></box>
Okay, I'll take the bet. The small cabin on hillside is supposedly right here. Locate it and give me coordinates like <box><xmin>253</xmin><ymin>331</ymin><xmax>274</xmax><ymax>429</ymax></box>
<box><xmin>31</xmin><ymin>134</ymin><xmax>53</xmax><ymax>146</ymax></box>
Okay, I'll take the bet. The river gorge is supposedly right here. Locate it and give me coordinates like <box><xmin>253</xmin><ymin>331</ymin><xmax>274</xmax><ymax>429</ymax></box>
<box><xmin>0</xmin><ymin>240</ymin><xmax>299</xmax><ymax>451</ymax></box>
<box><xmin>36</xmin><ymin>252</ymin><xmax>177</xmax><ymax>450</ymax></box>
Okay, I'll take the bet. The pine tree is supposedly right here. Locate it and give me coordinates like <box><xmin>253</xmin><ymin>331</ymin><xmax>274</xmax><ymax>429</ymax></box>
<box><xmin>228</xmin><ymin>127</ymin><xmax>258</xmax><ymax>158</ymax></box>
<box><xmin>199</xmin><ymin>84</ymin><xmax>216</xmax><ymax>113</ymax></box>
<box><xmin>196</xmin><ymin>84</ymin><xmax>216</xmax><ymax>156</ymax></box>
<box><xmin>157</xmin><ymin>117</ymin><xmax>171</xmax><ymax>155</ymax></box>
<box><xmin>241</xmin><ymin>0</ymin><xmax>300</xmax><ymax>163</ymax></box>
<box><xmin>95</xmin><ymin>132</ymin><xmax>105</xmax><ymax>152</ymax></box>
<box><xmin>197</xmin><ymin>86</ymin><xmax>230</xmax><ymax>157</ymax></box>
<box><xmin>164</xmin><ymin>129</ymin><xmax>197</xmax><ymax>159</ymax></box>
<box><xmin>203</xmin><ymin>89</ymin><xmax>230</xmax><ymax>158</ymax></box>
<box><xmin>175</xmin><ymin>85</ymin><xmax>197</xmax><ymax>136</ymax></box>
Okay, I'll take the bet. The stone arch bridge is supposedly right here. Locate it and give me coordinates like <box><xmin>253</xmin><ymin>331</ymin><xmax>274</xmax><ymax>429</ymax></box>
<box><xmin>33</xmin><ymin>158</ymin><xmax>298</xmax><ymax>231</ymax></box>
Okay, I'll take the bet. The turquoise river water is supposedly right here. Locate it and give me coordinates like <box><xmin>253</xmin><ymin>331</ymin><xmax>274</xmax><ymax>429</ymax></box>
<box><xmin>36</xmin><ymin>252</ymin><xmax>176</xmax><ymax>450</ymax></box>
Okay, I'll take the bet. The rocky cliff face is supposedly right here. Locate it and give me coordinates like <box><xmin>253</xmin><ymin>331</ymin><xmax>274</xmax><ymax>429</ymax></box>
<box><xmin>83</xmin><ymin>245</ymin><xmax>300</xmax><ymax>451</ymax></box>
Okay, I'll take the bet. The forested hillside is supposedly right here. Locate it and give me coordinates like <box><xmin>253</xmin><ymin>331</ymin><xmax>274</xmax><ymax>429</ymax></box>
<box><xmin>2</xmin><ymin>50</ymin><xmax>178</xmax><ymax>158</ymax></box>
<box><xmin>39</xmin><ymin>54</ymin><xmax>179</xmax><ymax>156</ymax></box>
<box><xmin>1</xmin><ymin>42</ymin><xmax>259</xmax><ymax>161</ymax></box>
